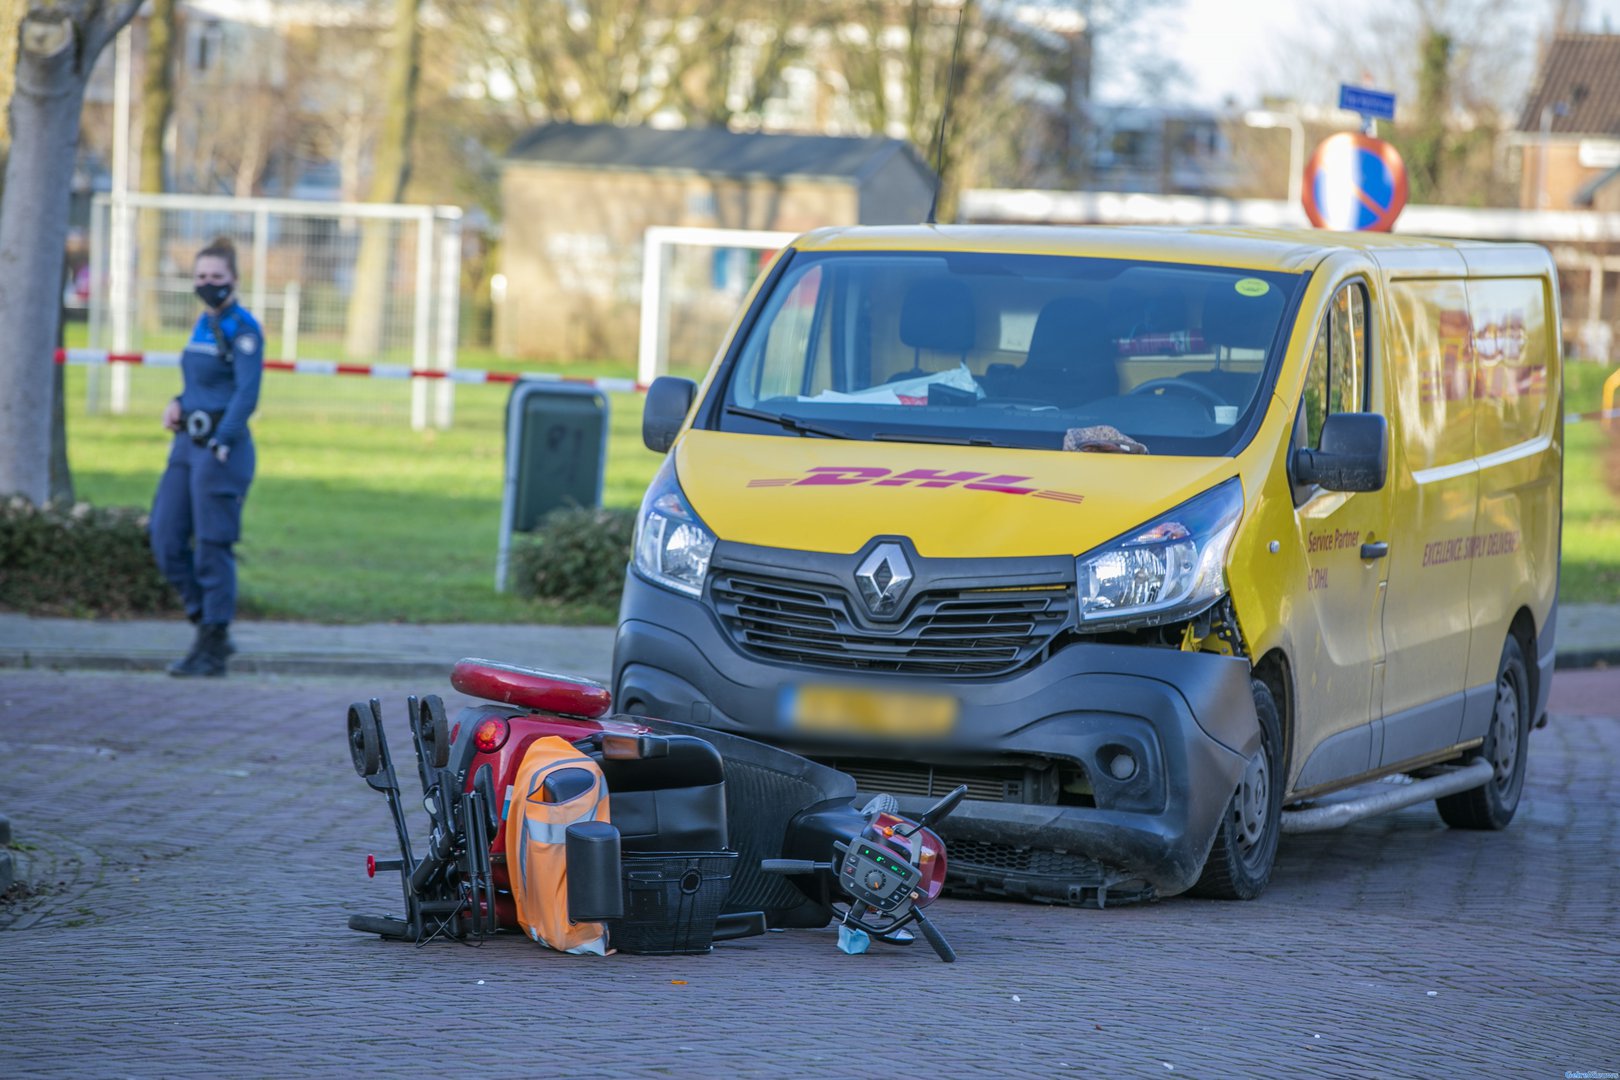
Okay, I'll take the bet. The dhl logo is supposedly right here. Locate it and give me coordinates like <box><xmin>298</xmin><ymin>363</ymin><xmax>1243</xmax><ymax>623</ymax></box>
<box><xmin>748</xmin><ymin>466</ymin><xmax>1085</xmax><ymax>504</ymax></box>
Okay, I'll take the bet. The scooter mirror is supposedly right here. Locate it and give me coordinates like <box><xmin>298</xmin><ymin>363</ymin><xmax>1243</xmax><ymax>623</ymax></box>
<box><xmin>914</xmin><ymin>784</ymin><xmax>968</xmax><ymax>830</ymax></box>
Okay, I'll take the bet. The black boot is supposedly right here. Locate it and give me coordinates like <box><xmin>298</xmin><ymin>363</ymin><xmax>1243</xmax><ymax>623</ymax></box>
<box><xmin>187</xmin><ymin>610</ymin><xmax>236</xmax><ymax>657</ymax></box>
<box><xmin>169</xmin><ymin>623</ymin><xmax>229</xmax><ymax>678</ymax></box>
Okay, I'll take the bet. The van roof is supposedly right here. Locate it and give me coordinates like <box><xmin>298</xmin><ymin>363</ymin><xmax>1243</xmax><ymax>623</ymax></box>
<box><xmin>792</xmin><ymin>224</ymin><xmax>1515</xmax><ymax>275</ymax></box>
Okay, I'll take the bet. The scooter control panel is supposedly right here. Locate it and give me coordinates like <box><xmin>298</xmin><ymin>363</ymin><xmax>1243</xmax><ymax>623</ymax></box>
<box><xmin>833</xmin><ymin>839</ymin><xmax>920</xmax><ymax>914</ymax></box>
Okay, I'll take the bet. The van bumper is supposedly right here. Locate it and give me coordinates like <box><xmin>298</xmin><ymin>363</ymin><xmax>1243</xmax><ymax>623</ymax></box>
<box><xmin>612</xmin><ymin>573</ymin><xmax>1262</xmax><ymax>900</ymax></box>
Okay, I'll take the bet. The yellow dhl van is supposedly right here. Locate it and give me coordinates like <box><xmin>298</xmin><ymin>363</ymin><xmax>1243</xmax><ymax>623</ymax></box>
<box><xmin>612</xmin><ymin>225</ymin><xmax>1561</xmax><ymax>904</ymax></box>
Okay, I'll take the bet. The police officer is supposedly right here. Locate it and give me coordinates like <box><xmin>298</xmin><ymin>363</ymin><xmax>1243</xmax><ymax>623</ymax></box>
<box><xmin>151</xmin><ymin>237</ymin><xmax>263</xmax><ymax>677</ymax></box>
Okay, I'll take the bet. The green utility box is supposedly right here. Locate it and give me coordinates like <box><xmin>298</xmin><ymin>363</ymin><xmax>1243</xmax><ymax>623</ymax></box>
<box><xmin>496</xmin><ymin>381</ymin><xmax>610</xmax><ymax>591</ymax></box>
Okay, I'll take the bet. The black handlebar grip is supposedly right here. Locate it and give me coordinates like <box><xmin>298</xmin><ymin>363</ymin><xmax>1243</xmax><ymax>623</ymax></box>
<box><xmin>760</xmin><ymin>859</ymin><xmax>825</xmax><ymax>875</ymax></box>
<box><xmin>913</xmin><ymin>910</ymin><xmax>956</xmax><ymax>963</ymax></box>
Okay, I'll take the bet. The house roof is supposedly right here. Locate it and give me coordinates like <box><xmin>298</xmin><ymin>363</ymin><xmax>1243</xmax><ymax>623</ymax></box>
<box><xmin>1517</xmin><ymin>34</ymin><xmax>1620</xmax><ymax>136</ymax></box>
<box><xmin>506</xmin><ymin>123</ymin><xmax>934</xmax><ymax>184</ymax></box>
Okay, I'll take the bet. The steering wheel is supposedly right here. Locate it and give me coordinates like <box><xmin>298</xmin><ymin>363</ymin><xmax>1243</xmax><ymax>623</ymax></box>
<box><xmin>1126</xmin><ymin>377</ymin><xmax>1228</xmax><ymax>411</ymax></box>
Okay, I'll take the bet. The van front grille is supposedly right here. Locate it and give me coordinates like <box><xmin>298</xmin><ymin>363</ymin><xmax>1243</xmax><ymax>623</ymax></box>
<box><xmin>710</xmin><ymin>572</ymin><xmax>1070</xmax><ymax>677</ymax></box>
<box><xmin>826</xmin><ymin>760</ymin><xmax>1031</xmax><ymax>803</ymax></box>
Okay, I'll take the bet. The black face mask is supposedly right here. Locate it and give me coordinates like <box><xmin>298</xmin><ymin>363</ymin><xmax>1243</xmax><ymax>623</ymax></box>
<box><xmin>195</xmin><ymin>282</ymin><xmax>233</xmax><ymax>309</ymax></box>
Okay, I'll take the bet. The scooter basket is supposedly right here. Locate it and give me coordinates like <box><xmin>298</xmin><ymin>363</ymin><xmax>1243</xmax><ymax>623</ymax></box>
<box><xmin>609</xmin><ymin>851</ymin><xmax>738</xmax><ymax>955</ymax></box>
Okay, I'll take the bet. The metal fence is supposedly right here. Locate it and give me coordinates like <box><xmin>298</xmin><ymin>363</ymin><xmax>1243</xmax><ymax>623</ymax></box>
<box><xmin>87</xmin><ymin>193</ymin><xmax>463</xmax><ymax>428</ymax></box>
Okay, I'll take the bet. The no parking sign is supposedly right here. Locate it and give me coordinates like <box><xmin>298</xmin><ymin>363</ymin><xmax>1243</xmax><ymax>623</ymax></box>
<box><xmin>1301</xmin><ymin>132</ymin><xmax>1409</xmax><ymax>232</ymax></box>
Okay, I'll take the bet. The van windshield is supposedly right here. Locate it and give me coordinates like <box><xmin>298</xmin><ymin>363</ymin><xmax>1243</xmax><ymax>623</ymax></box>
<box><xmin>715</xmin><ymin>250</ymin><xmax>1305</xmax><ymax>456</ymax></box>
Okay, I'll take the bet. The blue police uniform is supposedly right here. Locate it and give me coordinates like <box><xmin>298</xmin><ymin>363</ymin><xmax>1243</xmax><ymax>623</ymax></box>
<box><xmin>150</xmin><ymin>302</ymin><xmax>264</xmax><ymax>629</ymax></box>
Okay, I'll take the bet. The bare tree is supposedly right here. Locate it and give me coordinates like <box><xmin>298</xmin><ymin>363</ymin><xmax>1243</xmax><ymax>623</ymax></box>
<box><xmin>344</xmin><ymin>0</ymin><xmax>422</xmax><ymax>361</ymax></box>
<box><xmin>1267</xmin><ymin>0</ymin><xmax>1538</xmax><ymax>207</ymax></box>
<box><xmin>137</xmin><ymin>0</ymin><xmax>175</xmax><ymax>333</ymax></box>
<box><xmin>828</xmin><ymin>0</ymin><xmax>1089</xmax><ymax>220</ymax></box>
<box><xmin>442</xmin><ymin>0</ymin><xmax>813</xmax><ymax>128</ymax></box>
<box><xmin>0</xmin><ymin>0</ymin><xmax>144</xmax><ymax>504</ymax></box>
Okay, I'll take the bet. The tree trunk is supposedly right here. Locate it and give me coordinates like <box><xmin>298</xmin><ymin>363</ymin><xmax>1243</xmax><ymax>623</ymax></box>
<box><xmin>344</xmin><ymin>0</ymin><xmax>422</xmax><ymax>361</ymax></box>
<box><xmin>137</xmin><ymin>0</ymin><xmax>174</xmax><ymax>335</ymax></box>
<box><xmin>0</xmin><ymin>2</ymin><xmax>140</xmax><ymax>504</ymax></box>
<box><xmin>0</xmin><ymin>14</ymin><xmax>89</xmax><ymax>503</ymax></box>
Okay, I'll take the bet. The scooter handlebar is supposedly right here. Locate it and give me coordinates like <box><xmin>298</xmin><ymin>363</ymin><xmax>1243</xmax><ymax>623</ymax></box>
<box><xmin>912</xmin><ymin>909</ymin><xmax>956</xmax><ymax>963</ymax></box>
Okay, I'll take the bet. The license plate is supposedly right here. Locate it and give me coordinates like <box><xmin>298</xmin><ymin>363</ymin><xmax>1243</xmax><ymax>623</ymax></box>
<box><xmin>782</xmin><ymin>684</ymin><xmax>959</xmax><ymax>738</ymax></box>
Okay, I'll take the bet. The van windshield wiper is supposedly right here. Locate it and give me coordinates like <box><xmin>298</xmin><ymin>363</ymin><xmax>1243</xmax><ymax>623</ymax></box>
<box><xmin>873</xmin><ymin>431</ymin><xmax>1003</xmax><ymax>447</ymax></box>
<box><xmin>725</xmin><ymin>405</ymin><xmax>851</xmax><ymax>439</ymax></box>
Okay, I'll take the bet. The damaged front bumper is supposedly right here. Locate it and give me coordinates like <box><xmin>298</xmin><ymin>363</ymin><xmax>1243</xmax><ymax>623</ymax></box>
<box><xmin>612</xmin><ymin>574</ymin><xmax>1263</xmax><ymax>902</ymax></box>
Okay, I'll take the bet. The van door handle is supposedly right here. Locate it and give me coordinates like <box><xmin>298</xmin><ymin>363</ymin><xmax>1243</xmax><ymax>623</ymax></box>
<box><xmin>1361</xmin><ymin>541</ymin><xmax>1389</xmax><ymax>560</ymax></box>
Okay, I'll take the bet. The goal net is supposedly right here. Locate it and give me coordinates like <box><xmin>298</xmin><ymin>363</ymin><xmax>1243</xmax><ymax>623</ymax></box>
<box><xmin>637</xmin><ymin>226</ymin><xmax>798</xmax><ymax>386</ymax></box>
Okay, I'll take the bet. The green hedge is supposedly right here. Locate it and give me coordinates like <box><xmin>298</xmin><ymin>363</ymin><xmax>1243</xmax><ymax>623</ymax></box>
<box><xmin>0</xmin><ymin>499</ymin><xmax>179</xmax><ymax>616</ymax></box>
<box><xmin>508</xmin><ymin>506</ymin><xmax>637</xmax><ymax>608</ymax></box>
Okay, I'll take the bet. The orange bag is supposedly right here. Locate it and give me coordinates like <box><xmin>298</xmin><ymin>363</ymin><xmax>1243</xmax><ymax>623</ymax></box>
<box><xmin>505</xmin><ymin>736</ymin><xmax>613</xmax><ymax>955</ymax></box>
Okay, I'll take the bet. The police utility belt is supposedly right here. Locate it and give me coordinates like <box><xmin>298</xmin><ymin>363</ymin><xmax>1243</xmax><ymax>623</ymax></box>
<box><xmin>186</xmin><ymin>409</ymin><xmax>226</xmax><ymax>445</ymax></box>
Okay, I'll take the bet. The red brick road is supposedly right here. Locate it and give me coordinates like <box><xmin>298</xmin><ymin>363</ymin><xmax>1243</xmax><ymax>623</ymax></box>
<box><xmin>1</xmin><ymin>668</ymin><xmax>1617</xmax><ymax>1078</ymax></box>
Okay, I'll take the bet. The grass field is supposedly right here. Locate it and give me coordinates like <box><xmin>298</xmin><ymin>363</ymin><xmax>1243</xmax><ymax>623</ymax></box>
<box><xmin>64</xmin><ymin>360</ymin><xmax>673</xmax><ymax>623</ymax></box>
<box><xmin>59</xmin><ymin>322</ymin><xmax>1620</xmax><ymax>623</ymax></box>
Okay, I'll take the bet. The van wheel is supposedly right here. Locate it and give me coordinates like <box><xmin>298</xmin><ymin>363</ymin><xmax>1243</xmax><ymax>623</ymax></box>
<box><xmin>1437</xmin><ymin>636</ymin><xmax>1529</xmax><ymax>830</ymax></box>
<box><xmin>1190</xmin><ymin>678</ymin><xmax>1282</xmax><ymax>900</ymax></box>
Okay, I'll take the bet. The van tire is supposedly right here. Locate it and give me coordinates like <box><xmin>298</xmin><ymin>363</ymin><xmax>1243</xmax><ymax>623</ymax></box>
<box><xmin>1437</xmin><ymin>636</ymin><xmax>1529</xmax><ymax>831</ymax></box>
<box><xmin>1189</xmin><ymin>678</ymin><xmax>1282</xmax><ymax>900</ymax></box>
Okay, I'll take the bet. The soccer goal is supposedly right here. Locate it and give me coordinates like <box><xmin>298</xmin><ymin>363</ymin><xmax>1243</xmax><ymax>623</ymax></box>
<box><xmin>637</xmin><ymin>225</ymin><xmax>799</xmax><ymax>386</ymax></box>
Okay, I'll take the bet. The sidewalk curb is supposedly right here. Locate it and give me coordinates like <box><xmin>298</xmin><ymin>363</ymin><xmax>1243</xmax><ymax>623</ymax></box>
<box><xmin>0</xmin><ymin>650</ymin><xmax>491</xmax><ymax>682</ymax></box>
<box><xmin>1554</xmin><ymin>649</ymin><xmax>1619</xmax><ymax>671</ymax></box>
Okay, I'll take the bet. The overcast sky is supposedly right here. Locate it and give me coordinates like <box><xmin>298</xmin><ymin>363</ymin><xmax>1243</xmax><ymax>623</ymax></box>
<box><xmin>1103</xmin><ymin>0</ymin><xmax>1620</xmax><ymax>109</ymax></box>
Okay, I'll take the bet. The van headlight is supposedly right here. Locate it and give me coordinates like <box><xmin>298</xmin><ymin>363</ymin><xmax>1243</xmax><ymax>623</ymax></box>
<box><xmin>633</xmin><ymin>461</ymin><xmax>716</xmax><ymax>598</ymax></box>
<box><xmin>1076</xmin><ymin>478</ymin><xmax>1243</xmax><ymax>629</ymax></box>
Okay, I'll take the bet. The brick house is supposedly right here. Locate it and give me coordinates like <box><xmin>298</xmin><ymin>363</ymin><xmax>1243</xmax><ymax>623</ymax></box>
<box><xmin>1514</xmin><ymin>34</ymin><xmax>1620</xmax><ymax>212</ymax></box>
<box><xmin>497</xmin><ymin>123</ymin><xmax>934</xmax><ymax>363</ymax></box>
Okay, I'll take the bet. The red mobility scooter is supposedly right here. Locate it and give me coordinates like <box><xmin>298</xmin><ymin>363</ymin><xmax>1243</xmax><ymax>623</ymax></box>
<box><xmin>346</xmin><ymin>659</ymin><xmax>963</xmax><ymax>961</ymax></box>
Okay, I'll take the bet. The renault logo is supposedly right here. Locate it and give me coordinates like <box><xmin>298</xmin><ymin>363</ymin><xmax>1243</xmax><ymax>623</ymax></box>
<box><xmin>854</xmin><ymin>543</ymin><xmax>913</xmax><ymax>617</ymax></box>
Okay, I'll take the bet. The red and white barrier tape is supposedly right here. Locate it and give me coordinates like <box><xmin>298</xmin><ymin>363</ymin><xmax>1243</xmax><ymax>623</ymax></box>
<box><xmin>48</xmin><ymin>349</ymin><xmax>1620</xmax><ymax>424</ymax></box>
<box><xmin>52</xmin><ymin>348</ymin><xmax>645</xmax><ymax>394</ymax></box>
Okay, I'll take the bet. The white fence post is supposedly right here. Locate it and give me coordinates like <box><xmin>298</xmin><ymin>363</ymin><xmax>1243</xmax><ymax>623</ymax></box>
<box><xmin>637</xmin><ymin>231</ymin><xmax>671</xmax><ymax>388</ymax></box>
<box><xmin>411</xmin><ymin>210</ymin><xmax>433</xmax><ymax>431</ymax></box>
<box><xmin>434</xmin><ymin>210</ymin><xmax>463</xmax><ymax>429</ymax></box>
<box><xmin>252</xmin><ymin>207</ymin><xmax>270</xmax><ymax>324</ymax></box>
<box><xmin>86</xmin><ymin>198</ymin><xmax>109</xmax><ymax>414</ymax></box>
<box><xmin>281</xmin><ymin>281</ymin><xmax>301</xmax><ymax>360</ymax></box>
<box><xmin>637</xmin><ymin>225</ymin><xmax>796</xmax><ymax>385</ymax></box>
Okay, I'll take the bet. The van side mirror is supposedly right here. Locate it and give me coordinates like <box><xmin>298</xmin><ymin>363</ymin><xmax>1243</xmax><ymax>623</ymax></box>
<box><xmin>642</xmin><ymin>376</ymin><xmax>697</xmax><ymax>453</ymax></box>
<box><xmin>1292</xmin><ymin>412</ymin><xmax>1388</xmax><ymax>493</ymax></box>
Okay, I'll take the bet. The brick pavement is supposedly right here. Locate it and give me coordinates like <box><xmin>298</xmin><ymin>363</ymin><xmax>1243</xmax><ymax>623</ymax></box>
<box><xmin>0</xmin><ymin>668</ymin><xmax>1616</xmax><ymax>1078</ymax></box>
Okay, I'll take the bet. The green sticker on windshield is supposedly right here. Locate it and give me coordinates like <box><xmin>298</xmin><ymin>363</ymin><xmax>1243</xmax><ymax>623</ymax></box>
<box><xmin>1235</xmin><ymin>278</ymin><xmax>1270</xmax><ymax>297</ymax></box>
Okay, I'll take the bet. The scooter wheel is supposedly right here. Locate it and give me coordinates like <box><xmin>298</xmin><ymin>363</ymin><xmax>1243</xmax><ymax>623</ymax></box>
<box><xmin>347</xmin><ymin>701</ymin><xmax>382</xmax><ymax>777</ymax></box>
<box><xmin>417</xmin><ymin>695</ymin><xmax>451</xmax><ymax>769</ymax></box>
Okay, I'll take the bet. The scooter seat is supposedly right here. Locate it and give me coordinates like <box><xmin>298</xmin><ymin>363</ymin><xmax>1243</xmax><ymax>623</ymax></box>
<box><xmin>599</xmin><ymin>735</ymin><xmax>727</xmax><ymax>852</ymax></box>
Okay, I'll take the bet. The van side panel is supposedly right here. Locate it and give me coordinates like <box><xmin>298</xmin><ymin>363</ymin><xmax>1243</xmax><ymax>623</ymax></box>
<box><xmin>1378</xmin><ymin>277</ymin><xmax>1479</xmax><ymax>764</ymax></box>
<box><xmin>1460</xmin><ymin>274</ymin><xmax>1561</xmax><ymax>726</ymax></box>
